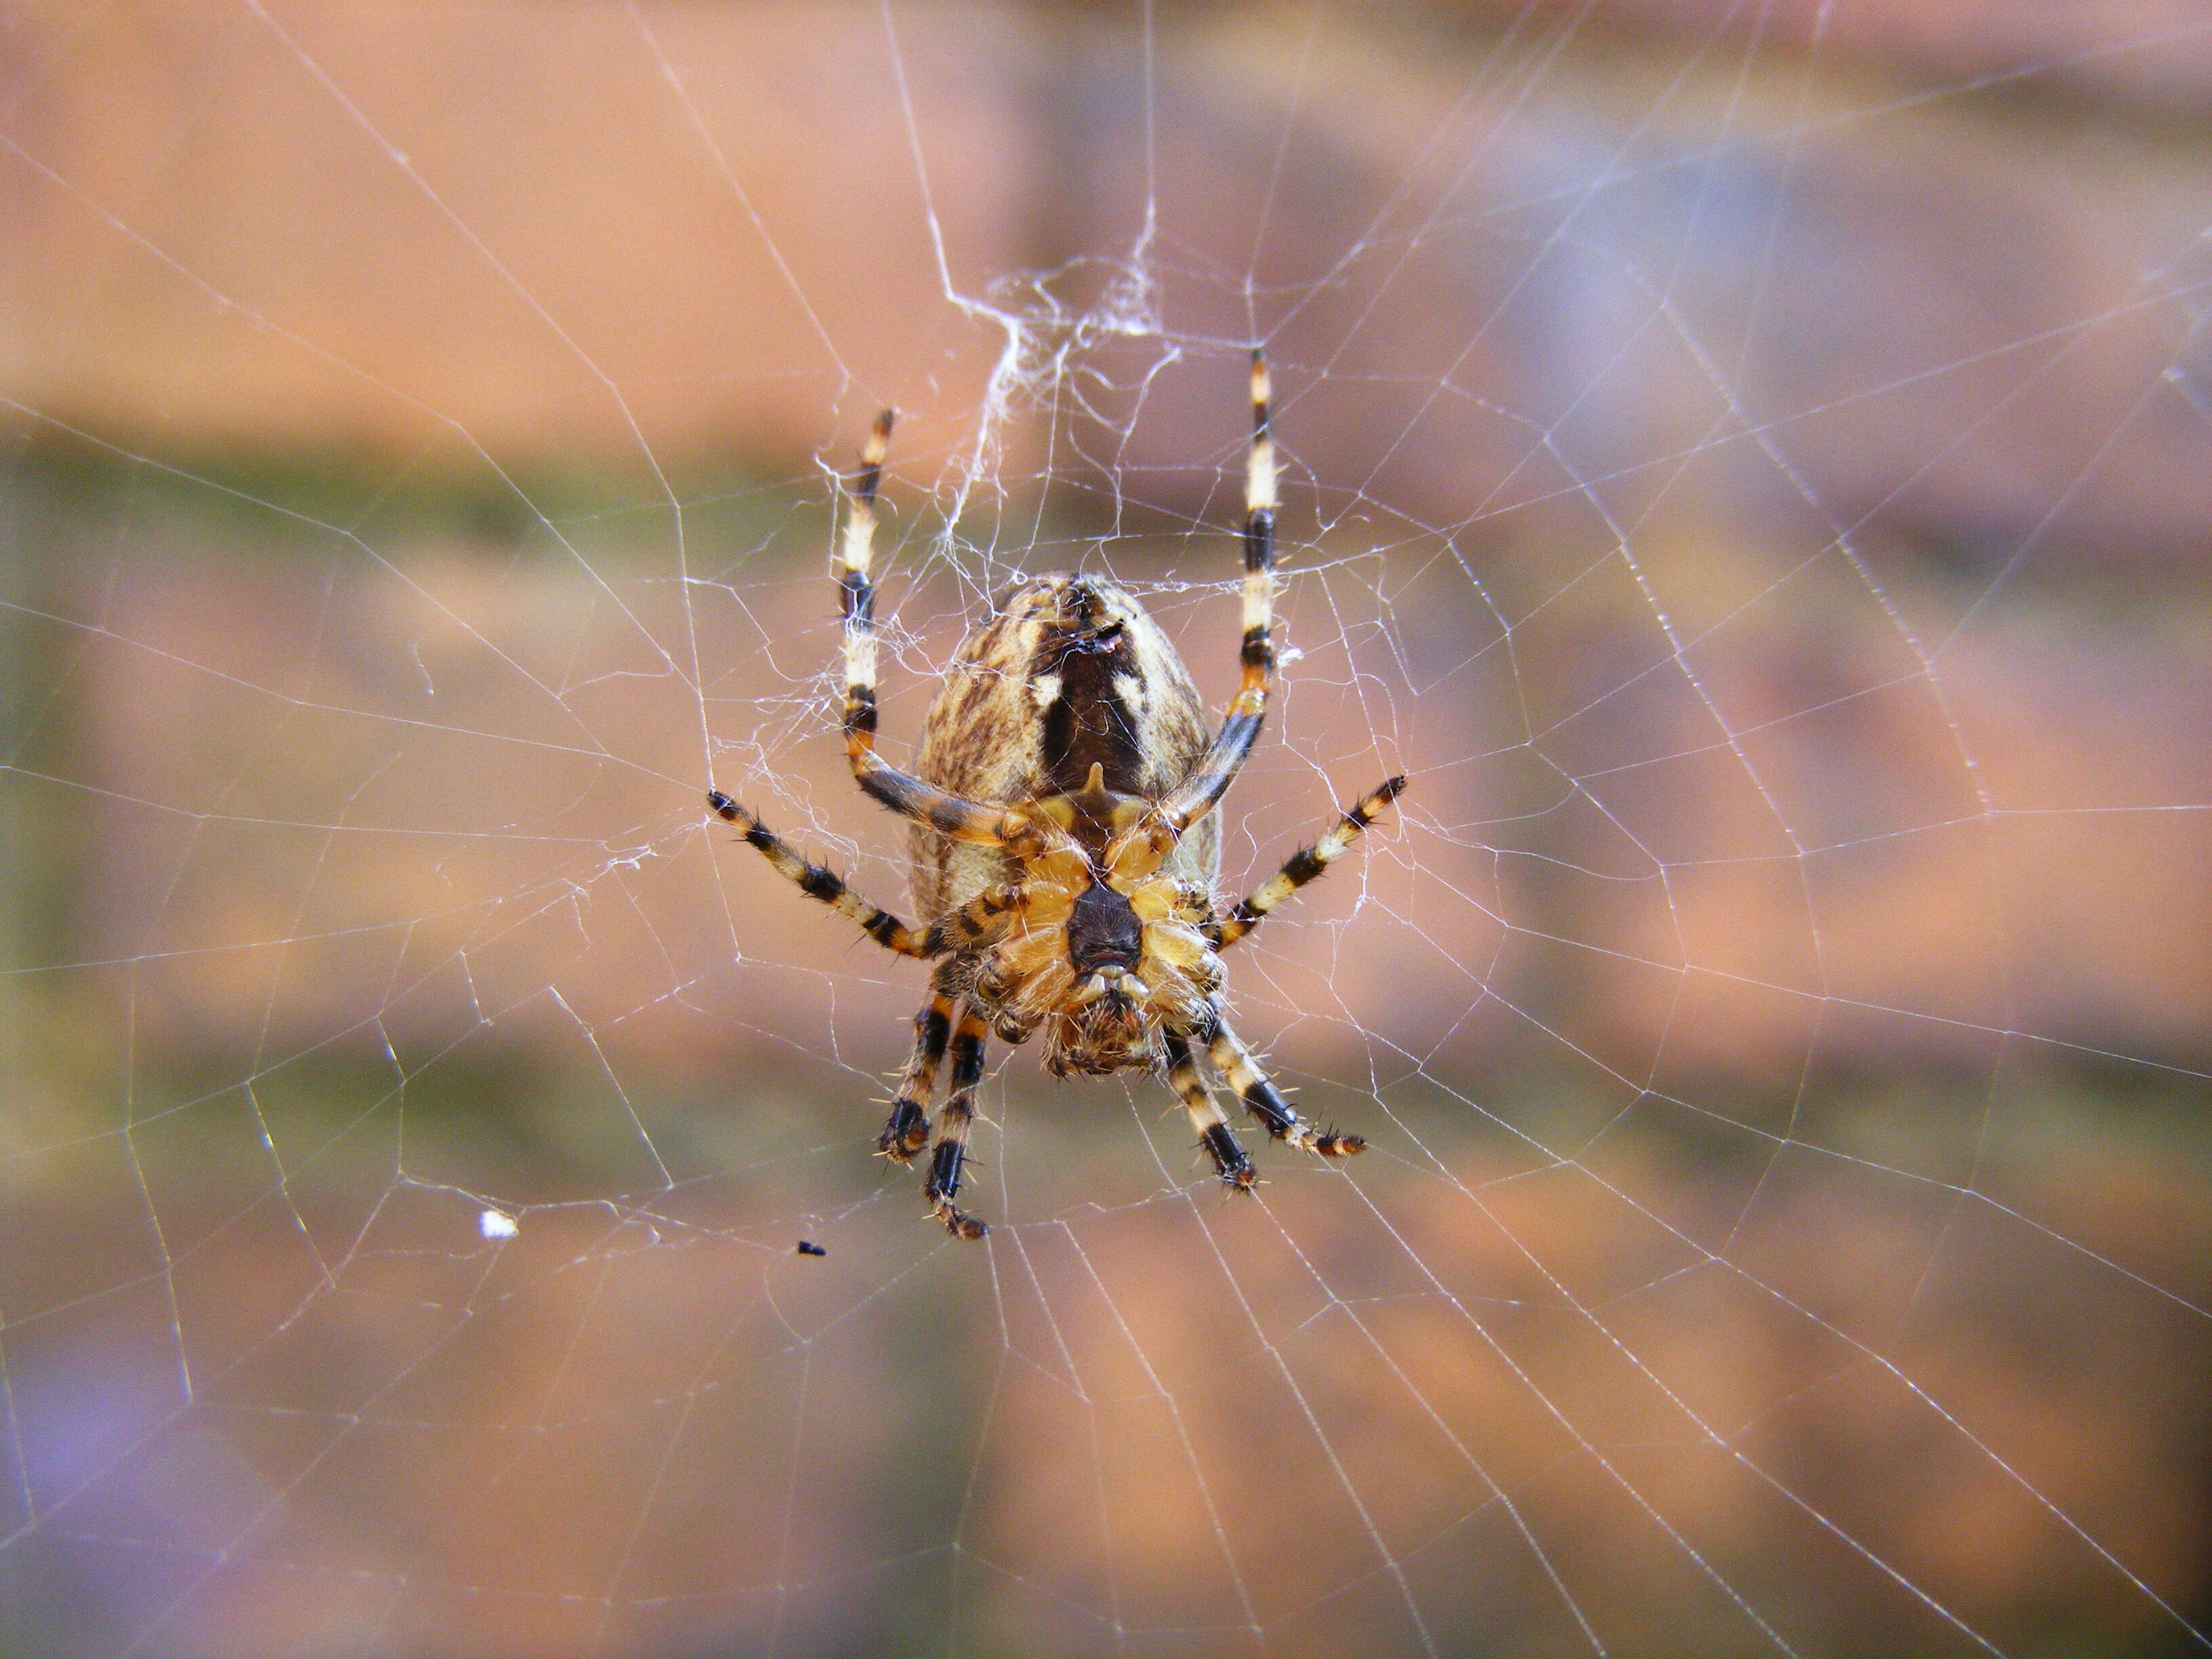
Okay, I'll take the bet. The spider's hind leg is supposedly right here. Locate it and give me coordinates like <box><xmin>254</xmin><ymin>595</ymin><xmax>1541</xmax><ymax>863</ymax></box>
<box><xmin>1151</xmin><ymin>351</ymin><xmax>1280</xmax><ymax>835</ymax></box>
<box><xmin>830</xmin><ymin>413</ymin><xmax>1044</xmax><ymax>852</ymax></box>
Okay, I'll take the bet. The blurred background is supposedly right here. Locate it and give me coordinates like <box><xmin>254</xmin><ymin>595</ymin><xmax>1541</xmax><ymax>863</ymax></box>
<box><xmin>4</xmin><ymin>2</ymin><xmax>2211</xmax><ymax>1655</ymax></box>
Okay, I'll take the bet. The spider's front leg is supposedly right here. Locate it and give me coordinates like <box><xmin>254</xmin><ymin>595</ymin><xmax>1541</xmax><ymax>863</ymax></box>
<box><xmin>922</xmin><ymin>1007</ymin><xmax>992</xmax><ymax>1240</ymax></box>
<box><xmin>880</xmin><ymin>968</ymin><xmax>960</xmax><ymax>1162</ymax></box>
<box><xmin>1195</xmin><ymin>1015</ymin><xmax>1365</xmax><ymax>1160</ymax></box>
<box><xmin>1163</xmin><ymin>1029</ymin><xmax>1256</xmax><ymax>1190</ymax></box>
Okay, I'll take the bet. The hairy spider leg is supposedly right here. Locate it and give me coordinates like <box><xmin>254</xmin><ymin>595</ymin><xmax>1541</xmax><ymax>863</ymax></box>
<box><xmin>836</xmin><ymin>410</ymin><xmax>890</xmax><ymax>747</ymax></box>
<box><xmin>922</xmin><ymin>881</ymin><xmax>1027</xmax><ymax>956</ymax></box>
<box><xmin>1163</xmin><ymin>1030</ymin><xmax>1256</xmax><ymax>1189</ymax></box>
<box><xmin>1156</xmin><ymin>349</ymin><xmax>1278</xmax><ymax>834</ymax></box>
<box><xmin>1208</xmin><ymin>775</ymin><xmax>1408</xmax><ymax>949</ymax></box>
<box><xmin>880</xmin><ymin>978</ymin><xmax>958</xmax><ymax>1160</ymax></box>
<box><xmin>882</xmin><ymin>997</ymin><xmax>948</xmax><ymax>1159</ymax></box>
<box><xmin>923</xmin><ymin>1008</ymin><xmax>991</xmax><ymax>1239</ymax></box>
<box><xmin>708</xmin><ymin>791</ymin><xmax>934</xmax><ymax>956</ymax></box>
<box><xmin>1197</xmin><ymin>1017</ymin><xmax>1366</xmax><ymax>1159</ymax></box>
<box><xmin>833</xmin><ymin>411</ymin><xmax>1043</xmax><ymax>851</ymax></box>
<box><xmin>708</xmin><ymin>792</ymin><xmax>1029</xmax><ymax>964</ymax></box>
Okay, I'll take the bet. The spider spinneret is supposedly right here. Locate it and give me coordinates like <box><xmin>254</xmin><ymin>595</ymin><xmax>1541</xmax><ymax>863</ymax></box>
<box><xmin>710</xmin><ymin>352</ymin><xmax>1405</xmax><ymax>1240</ymax></box>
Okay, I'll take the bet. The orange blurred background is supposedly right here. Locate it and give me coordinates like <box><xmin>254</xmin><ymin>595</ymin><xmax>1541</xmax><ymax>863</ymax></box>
<box><xmin>3</xmin><ymin>3</ymin><xmax>2209</xmax><ymax>1655</ymax></box>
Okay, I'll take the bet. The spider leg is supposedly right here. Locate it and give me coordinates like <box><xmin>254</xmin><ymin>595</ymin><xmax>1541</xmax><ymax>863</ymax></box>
<box><xmin>922</xmin><ymin>880</ymin><xmax>1028</xmax><ymax>956</ymax></box>
<box><xmin>1163</xmin><ymin>1029</ymin><xmax>1256</xmax><ymax>1190</ymax></box>
<box><xmin>708</xmin><ymin>791</ymin><xmax>934</xmax><ymax>956</ymax></box>
<box><xmin>922</xmin><ymin>1006</ymin><xmax>991</xmax><ymax>1240</ymax></box>
<box><xmin>1155</xmin><ymin>350</ymin><xmax>1277</xmax><ymax>834</ymax></box>
<box><xmin>834</xmin><ymin>411</ymin><xmax>1044</xmax><ymax>851</ymax></box>
<box><xmin>880</xmin><ymin>974</ymin><xmax>958</xmax><ymax>1162</ymax></box>
<box><xmin>1208</xmin><ymin>775</ymin><xmax>1406</xmax><ymax>950</ymax></box>
<box><xmin>1200</xmin><ymin>1017</ymin><xmax>1366</xmax><ymax>1160</ymax></box>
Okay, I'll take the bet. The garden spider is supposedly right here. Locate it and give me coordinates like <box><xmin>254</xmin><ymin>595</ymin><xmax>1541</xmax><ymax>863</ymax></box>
<box><xmin>709</xmin><ymin>352</ymin><xmax>1405</xmax><ymax>1239</ymax></box>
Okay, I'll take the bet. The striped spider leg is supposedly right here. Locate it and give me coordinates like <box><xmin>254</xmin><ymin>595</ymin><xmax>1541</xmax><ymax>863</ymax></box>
<box><xmin>1206</xmin><ymin>775</ymin><xmax>1407</xmax><ymax>951</ymax></box>
<box><xmin>704</xmin><ymin>790</ymin><xmax>1021</xmax><ymax>1212</ymax></box>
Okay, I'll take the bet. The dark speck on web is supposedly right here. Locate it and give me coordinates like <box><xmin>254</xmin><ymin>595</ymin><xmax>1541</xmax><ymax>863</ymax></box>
<box><xmin>796</xmin><ymin>1240</ymin><xmax>827</xmax><ymax>1257</ymax></box>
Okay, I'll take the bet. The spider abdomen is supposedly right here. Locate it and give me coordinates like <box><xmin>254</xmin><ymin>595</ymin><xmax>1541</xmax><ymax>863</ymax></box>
<box><xmin>909</xmin><ymin>575</ymin><xmax>1218</xmax><ymax>924</ymax></box>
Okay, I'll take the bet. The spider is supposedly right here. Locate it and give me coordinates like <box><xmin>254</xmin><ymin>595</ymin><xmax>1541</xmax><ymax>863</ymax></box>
<box><xmin>708</xmin><ymin>352</ymin><xmax>1405</xmax><ymax>1239</ymax></box>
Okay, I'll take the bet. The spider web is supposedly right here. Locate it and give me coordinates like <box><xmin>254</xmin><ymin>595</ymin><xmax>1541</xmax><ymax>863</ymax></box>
<box><xmin>4</xmin><ymin>3</ymin><xmax>2211</xmax><ymax>1655</ymax></box>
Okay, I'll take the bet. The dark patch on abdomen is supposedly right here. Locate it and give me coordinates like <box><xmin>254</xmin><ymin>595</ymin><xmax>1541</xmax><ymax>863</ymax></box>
<box><xmin>1038</xmin><ymin>581</ymin><xmax>1145</xmax><ymax>794</ymax></box>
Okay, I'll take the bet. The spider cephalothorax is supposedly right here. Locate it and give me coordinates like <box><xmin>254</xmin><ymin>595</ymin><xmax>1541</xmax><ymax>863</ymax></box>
<box><xmin>951</xmin><ymin>764</ymin><xmax>1225</xmax><ymax>1078</ymax></box>
<box><xmin>710</xmin><ymin>353</ymin><xmax>1405</xmax><ymax>1240</ymax></box>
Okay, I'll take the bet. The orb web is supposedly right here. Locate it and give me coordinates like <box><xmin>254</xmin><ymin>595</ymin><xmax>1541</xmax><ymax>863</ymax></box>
<box><xmin>3</xmin><ymin>3</ymin><xmax>2209</xmax><ymax>1655</ymax></box>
